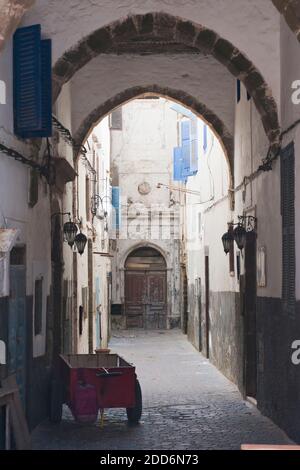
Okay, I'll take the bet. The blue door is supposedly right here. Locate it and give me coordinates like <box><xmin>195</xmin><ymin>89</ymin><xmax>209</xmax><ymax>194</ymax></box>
<box><xmin>8</xmin><ymin>265</ymin><xmax>27</xmax><ymax>407</ymax></box>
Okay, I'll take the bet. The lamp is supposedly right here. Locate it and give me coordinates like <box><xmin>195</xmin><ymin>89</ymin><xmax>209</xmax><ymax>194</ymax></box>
<box><xmin>63</xmin><ymin>219</ymin><xmax>78</xmax><ymax>247</ymax></box>
<box><xmin>222</xmin><ymin>216</ymin><xmax>257</xmax><ymax>253</ymax></box>
<box><xmin>233</xmin><ymin>224</ymin><xmax>247</xmax><ymax>251</ymax></box>
<box><xmin>75</xmin><ymin>231</ymin><xmax>87</xmax><ymax>255</ymax></box>
<box><xmin>91</xmin><ymin>195</ymin><xmax>111</xmax><ymax>219</ymax></box>
<box><xmin>222</xmin><ymin>226</ymin><xmax>234</xmax><ymax>255</ymax></box>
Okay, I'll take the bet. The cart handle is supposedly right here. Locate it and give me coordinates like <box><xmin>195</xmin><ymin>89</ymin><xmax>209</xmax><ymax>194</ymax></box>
<box><xmin>96</xmin><ymin>368</ymin><xmax>123</xmax><ymax>378</ymax></box>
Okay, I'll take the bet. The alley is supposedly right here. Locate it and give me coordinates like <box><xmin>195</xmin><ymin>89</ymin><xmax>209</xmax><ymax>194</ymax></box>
<box><xmin>32</xmin><ymin>331</ymin><xmax>291</xmax><ymax>450</ymax></box>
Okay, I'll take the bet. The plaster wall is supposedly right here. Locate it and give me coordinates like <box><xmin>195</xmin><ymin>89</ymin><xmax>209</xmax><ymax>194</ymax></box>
<box><xmin>70</xmin><ymin>53</ymin><xmax>235</xmax><ymax>141</ymax></box>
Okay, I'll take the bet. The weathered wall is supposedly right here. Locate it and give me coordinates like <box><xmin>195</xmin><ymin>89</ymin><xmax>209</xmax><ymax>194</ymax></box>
<box><xmin>0</xmin><ymin>0</ymin><xmax>35</xmax><ymax>52</ymax></box>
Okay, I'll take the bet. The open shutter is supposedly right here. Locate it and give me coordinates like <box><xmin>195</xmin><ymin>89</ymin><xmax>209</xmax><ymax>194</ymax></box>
<box><xmin>181</xmin><ymin>121</ymin><xmax>194</xmax><ymax>177</ymax></box>
<box><xmin>173</xmin><ymin>147</ymin><xmax>186</xmax><ymax>182</ymax></box>
<box><xmin>26</xmin><ymin>39</ymin><xmax>52</xmax><ymax>137</ymax></box>
<box><xmin>14</xmin><ymin>25</ymin><xmax>42</xmax><ymax>137</ymax></box>
<box><xmin>112</xmin><ymin>186</ymin><xmax>120</xmax><ymax>229</ymax></box>
<box><xmin>109</xmin><ymin>108</ymin><xmax>122</xmax><ymax>130</ymax></box>
<box><xmin>281</xmin><ymin>142</ymin><xmax>295</xmax><ymax>314</ymax></box>
<box><xmin>190</xmin><ymin>119</ymin><xmax>198</xmax><ymax>175</ymax></box>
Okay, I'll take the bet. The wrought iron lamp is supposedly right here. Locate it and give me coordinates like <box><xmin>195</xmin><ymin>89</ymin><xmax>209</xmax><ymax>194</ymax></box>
<box><xmin>222</xmin><ymin>216</ymin><xmax>257</xmax><ymax>253</ymax></box>
<box><xmin>51</xmin><ymin>212</ymin><xmax>87</xmax><ymax>254</ymax></box>
<box><xmin>222</xmin><ymin>226</ymin><xmax>234</xmax><ymax>254</ymax></box>
<box><xmin>91</xmin><ymin>195</ymin><xmax>112</xmax><ymax>219</ymax></box>
<box><xmin>74</xmin><ymin>231</ymin><xmax>87</xmax><ymax>255</ymax></box>
<box><xmin>63</xmin><ymin>218</ymin><xmax>78</xmax><ymax>247</ymax></box>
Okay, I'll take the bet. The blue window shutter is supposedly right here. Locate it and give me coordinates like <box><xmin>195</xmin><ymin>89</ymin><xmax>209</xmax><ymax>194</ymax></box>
<box><xmin>112</xmin><ymin>186</ymin><xmax>120</xmax><ymax>229</ymax></box>
<box><xmin>203</xmin><ymin>124</ymin><xmax>208</xmax><ymax>153</ymax></box>
<box><xmin>190</xmin><ymin>119</ymin><xmax>198</xmax><ymax>174</ymax></box>
<box><xmin>26</xmin><ymin>39</ymin><xmax>52</xmax><ymax>137</ymax></box>
<box><xmin>181</xmin><ymin>121</ymin><xmax>190</xmax><ymax>143</ymax></box>
<box><xmin>14</xmin><ymin>25</ymin><xmax>42</xmax><ymax>137</ymax></box>
<box><xmin>173</xmin><ymin>147</ymin><xmax>186</xmax><ymax>182</ymax></box>
<box><xmin>181</xmin><ymin>121</ymin><xmax>194</xmax><ymax>177</ymax></box>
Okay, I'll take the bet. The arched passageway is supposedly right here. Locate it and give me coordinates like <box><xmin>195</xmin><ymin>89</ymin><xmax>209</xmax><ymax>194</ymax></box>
<box><xmin>52</xmin><ymin>12</ymin><xmax>281</xmax><ymax>156</ymax></box>
<box><xmin>75</xmin><ymin>86</ymin><xmax>234</xmax><ymax>185</ymax></box>
<box><xmin>124</xmin><ymin>247</ymin><xmax>167</xmax><ymax>330</ymax></box>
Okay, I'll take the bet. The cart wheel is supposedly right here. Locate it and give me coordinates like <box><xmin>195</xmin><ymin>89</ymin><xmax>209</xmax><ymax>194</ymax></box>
<box><xmin>50</xmin><ymin>377</ymin><xmax>63</xmax><ymax>423</ymax></box>
<box><xmin>126</xmin><ymin>379</ymin><xmax>142</xmax><ymax>425</ymax></box>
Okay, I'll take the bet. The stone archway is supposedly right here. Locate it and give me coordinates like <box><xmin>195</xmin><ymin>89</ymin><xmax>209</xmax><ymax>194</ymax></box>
<box><xmin>272</xmin><ymin>0</ymin><xmax>300</xmax><ymax>41</ymax></box>
<box><xmin>74</xmin><ymin>85</ymin><xmax>234</xmax><ymax>187</ymax></box>
<box><xmin>52</xmin><ymin>12</ymin><xmax>281</xmax><ymax>156</ymax></box>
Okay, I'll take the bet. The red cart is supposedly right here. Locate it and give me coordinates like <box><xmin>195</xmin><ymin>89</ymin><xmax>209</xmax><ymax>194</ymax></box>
<box><xmin>50</xmin><ymin>353</ymin><xmax>142</xmax><ymax>425</ymax></box>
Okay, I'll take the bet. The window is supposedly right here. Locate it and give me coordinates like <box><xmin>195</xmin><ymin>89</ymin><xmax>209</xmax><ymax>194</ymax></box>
<box><xmin>79</xmin><ymin>306</ymin><xmax>84</xmax><ymax>335</ymax></box>
<box><xmin>10</xmin><ymin>246</ymin><xmax>26</xmax><ymax>265</ymax></box>
<box><xmin>34</xmin><ymin>277</ymin><xmax>43</xmax><ymax>335</ymax></box>
<box><xmin>281</xmin><ymin>142</ymin><xmax>295</xmax><ymax>314</ymax></box>
<box><xmin>236</xmin><ymin>80</ymin><xmax>241</xmax><ymax>103</ymax></box>
<box><xmin>203</xmin><ymin>124</ymin><xmax>208</xmax><ymax>153</ymax></box>
<box><xmin>236</xmin><ymin>253</ymin><xmax>241</xmax><ymax>281</ymax></box>
<box><xmin>109</xmin><ymin>108</ymin><xmax>122</xmax><ymax>130</ymax></box>
<box><xmin>86</xmin><ymin>176</ymin><xmax>91</xmax><ymax>222</ymax></box>
<box><xmin>229</xmin><ymin>225</ymin><xmax>235</xmax><ymax>275</ymax></box>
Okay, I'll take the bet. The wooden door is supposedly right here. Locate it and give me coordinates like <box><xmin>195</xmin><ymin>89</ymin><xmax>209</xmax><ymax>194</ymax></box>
<box><xmin>146</xmin><ymin>272</ymin><xmax>167</xmax><ymax>329</ymax></box>
<box><xmin>244</xmin><ymin>231</ymin><xmax>257</xmax><ymax>398</ymax></box>
<box><xmin>125</xmin><ymin>270</ymin><xmax>167</xmax><ymax>329</ymax></box>
<box><xmin>125</xmin><ymin>271</ymin><xmax>146</xmax><ymax>328</ymax></box>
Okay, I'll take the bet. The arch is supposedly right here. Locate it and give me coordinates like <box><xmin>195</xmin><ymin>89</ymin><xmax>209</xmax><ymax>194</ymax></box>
<box><xmin>123</xmin><ymin>243</ymin><xmax>168</xmax><ymax>329</ymax></box>
<box><xmin>121</xmin><ymin>241</ymin><xmax>170</xmax><ymax>271</ymax></box>
<box><xmin>125</xmin><ymin>246</ymin><xmax>167</xmax><ymax>269</ymax></box>
<box><xmin>271</xmin><ymin>0</ymin><xmax>300</xmax><ymax>41</ymax></box>
<box><xmin>74</xmin><ymin>85</ymin><xmax>234</xmax><ymax>186</ymax></box>
<box><xmin>52</xmin><ymin>12</ymin><xmax>281</xmax><ymax>155</ymax></box>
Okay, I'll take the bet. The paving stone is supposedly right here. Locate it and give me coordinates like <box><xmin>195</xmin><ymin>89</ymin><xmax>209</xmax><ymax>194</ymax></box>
<box><xmin>32</xmin><ymin>330</ymin><xmax>293</xmax><ymax>450</ymax></box>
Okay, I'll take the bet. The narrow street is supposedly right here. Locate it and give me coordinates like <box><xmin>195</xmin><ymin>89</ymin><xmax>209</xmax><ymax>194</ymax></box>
<box><xmin>32</xmin><ymin>331</ymin><xmax>291</xmax><ymax>450</ymax></box>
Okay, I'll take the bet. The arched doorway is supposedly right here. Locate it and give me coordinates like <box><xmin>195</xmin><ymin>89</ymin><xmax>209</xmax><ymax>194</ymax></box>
<box><xmin>125</xmin><ymin>247</ymin><xmax>167</xmax><ymax>329</ymax></box>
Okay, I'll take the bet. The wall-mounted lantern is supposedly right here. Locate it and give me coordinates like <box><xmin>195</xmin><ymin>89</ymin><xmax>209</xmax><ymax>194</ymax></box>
<box><xmin>222</xmin><ymin>216</ymin><xmax>257</xmax><ymax>253</ymax></box>
<box><xmin>74</xmin><ymin>231</ymin><xmax>87</xmax><ymax>255</ymax></box>
<box><xmin>221</xmin><ymin>227</ymin><xmax>234</xmax><ymax>254</ymax></box>
<box><xmin>91</xmin><ymin>195</ymin><xmax>112</xmax><ymax>219</ymax></box>
<box><xmin>52</xmin><ymin>212</ymin><xmax>87</xmax><ymax>255</ymax></box>
<box><xmin>63</xmin><ymin>219</ymin><xmax>78</xmax><ymax>247</ymax></box>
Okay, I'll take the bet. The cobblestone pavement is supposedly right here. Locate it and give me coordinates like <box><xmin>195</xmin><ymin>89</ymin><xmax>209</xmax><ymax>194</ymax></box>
<box><xmin>32</xmin><ymin>330</ymin><xmax>292</xmax><ymax>450</ymax></box>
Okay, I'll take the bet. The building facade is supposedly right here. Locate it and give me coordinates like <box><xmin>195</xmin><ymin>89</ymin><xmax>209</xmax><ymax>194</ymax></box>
<box><xmin>0</xmin><ymin>0</ymin><xmax>300</xmax><ymax>444</ymax></box>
